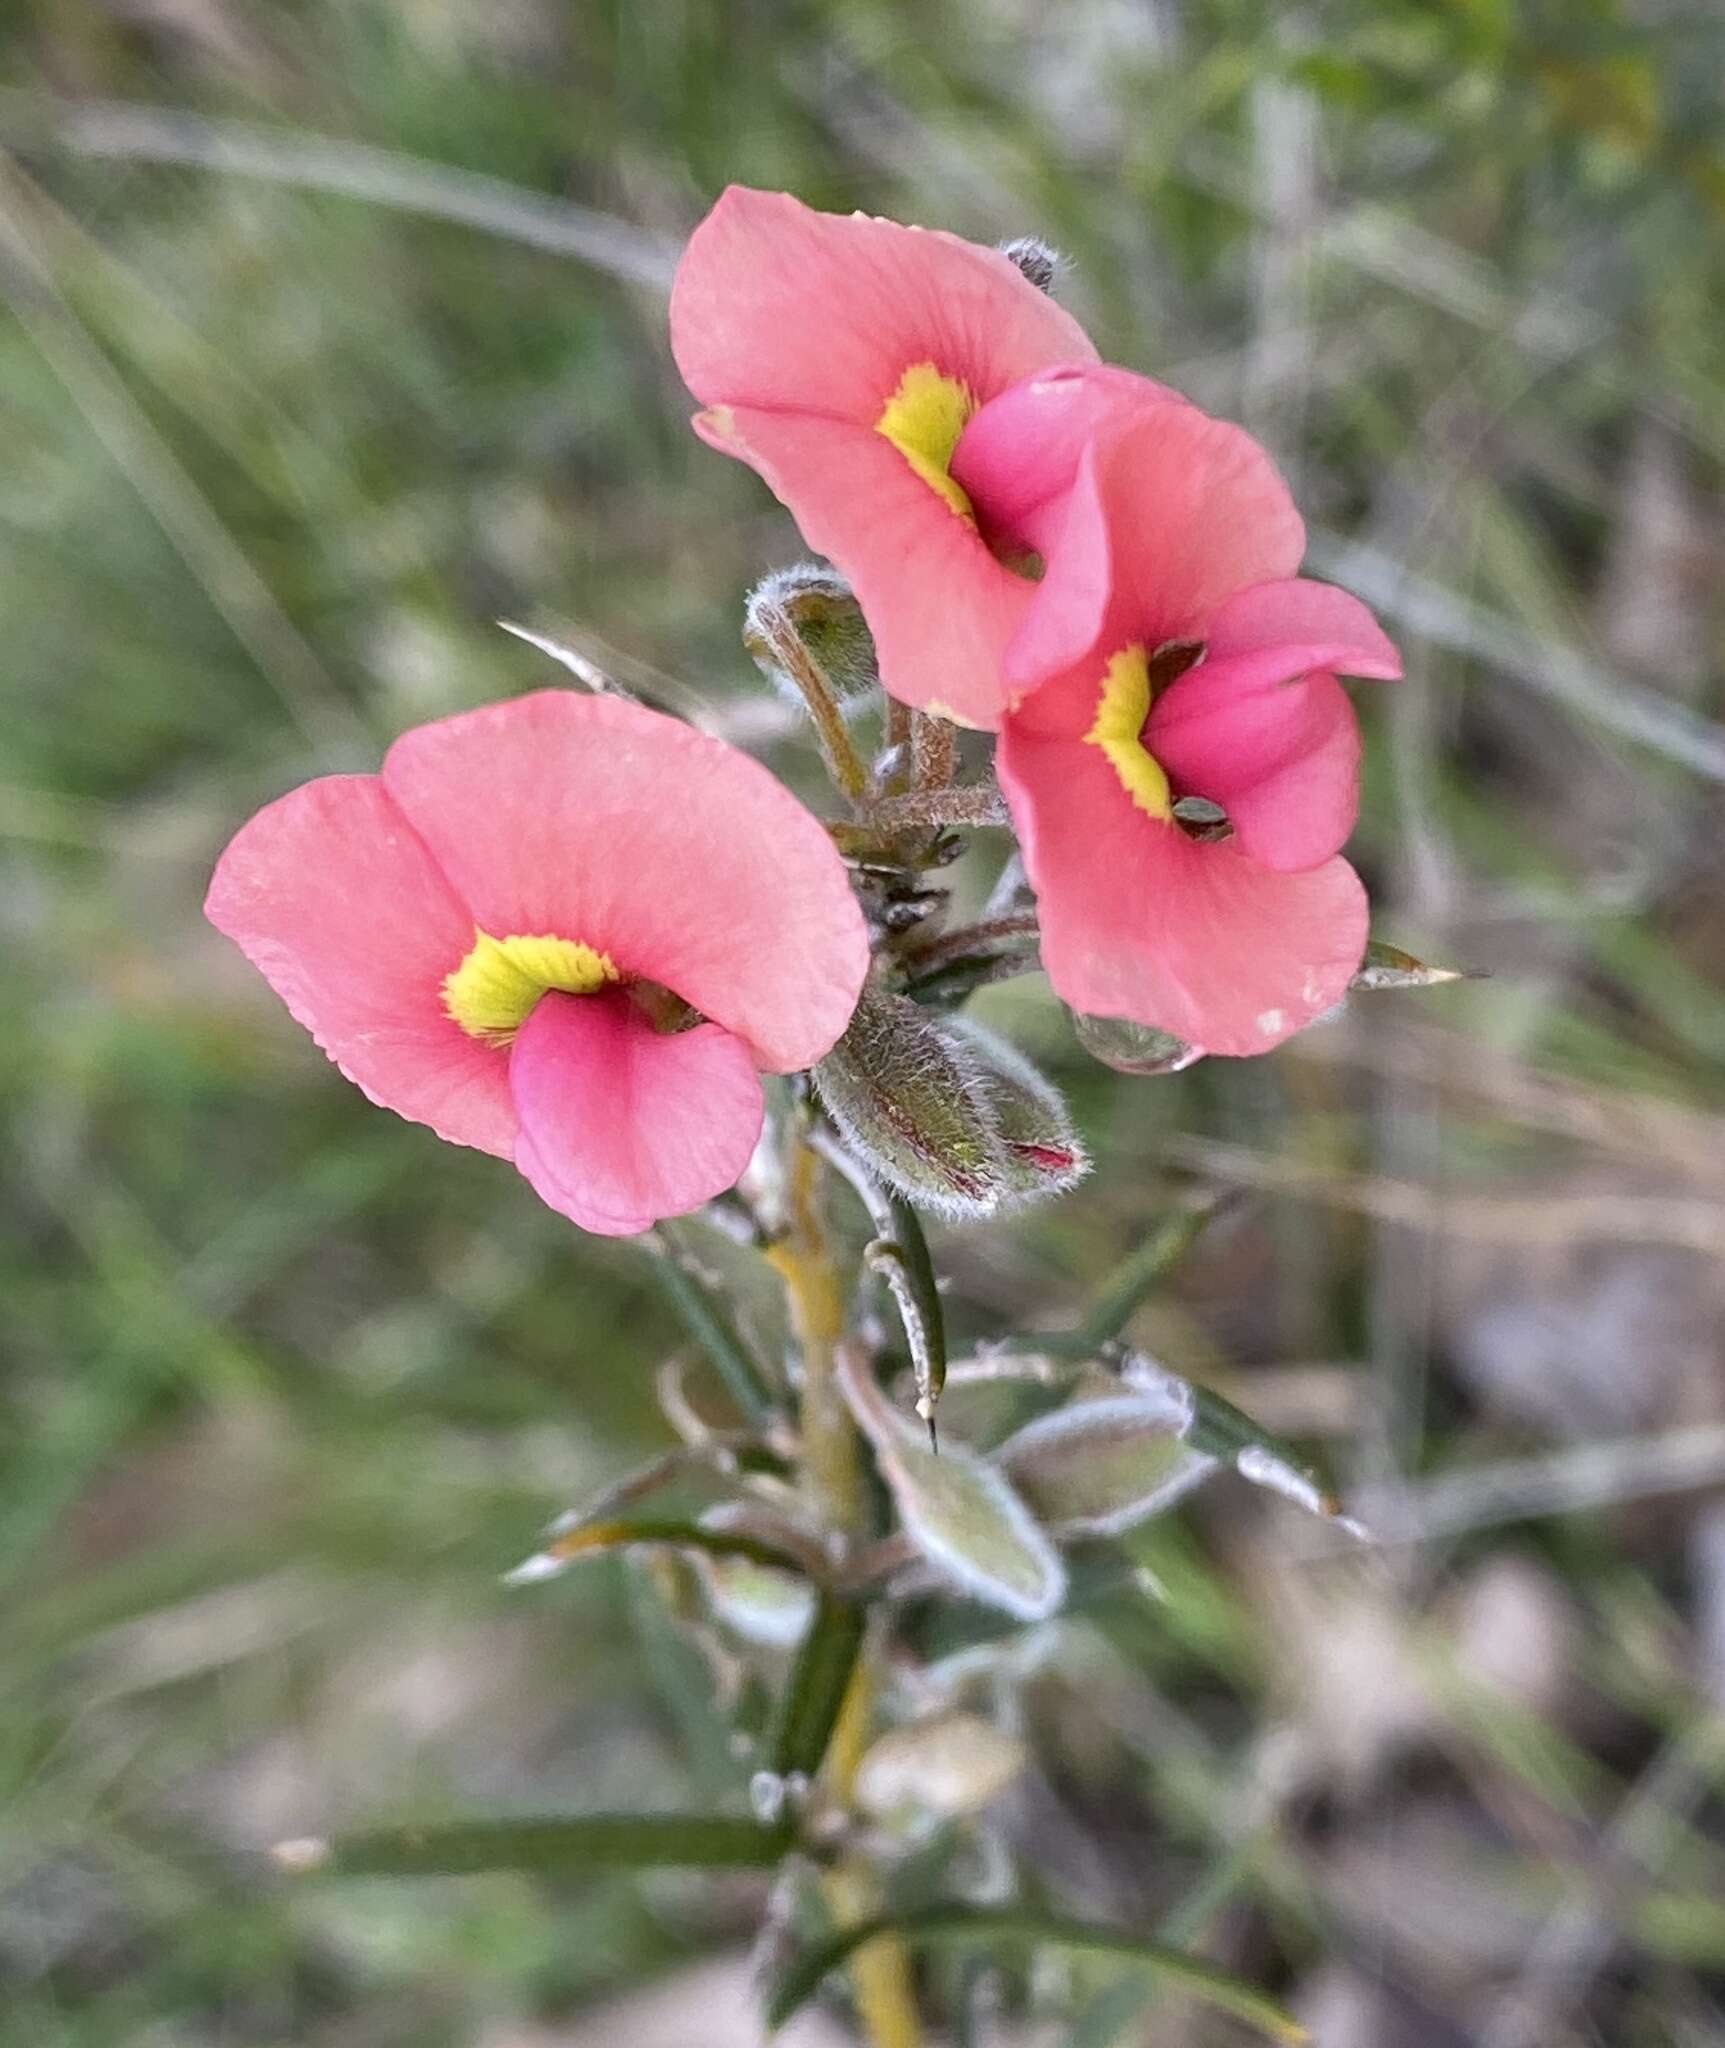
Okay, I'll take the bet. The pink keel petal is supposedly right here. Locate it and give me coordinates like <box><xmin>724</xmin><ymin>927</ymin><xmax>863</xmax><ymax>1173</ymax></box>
<box><xmin>204</xmin><ymin>775</ymin><xmax>515</xmax><ymax>1157</ymax></box>
<box><xmin>1148</xmin><ymin>668</ymin><xmax>1362</xmax><ymax>872</ymax></box>
<box><xmin>700</xmin><ymin>406</ymin><xmax>1037</xmax><ymax>727</ymax></box>
<box><xmin>382</xmin><ymin>691</ymin><xmax>867</xmax><ymax>1072</ymax></box>
<box><xmin>509</xmin><ymin>992</ymin><xmax>764</xmax><ymax>1236</ymax></box>
<box><xmin>997</xmin><ymin>727</ymin><xmax>1367</xmax><ymax>1056</ymax></box>
<box><xmin>671</xmin><ymin>186</ymin><xmax>1096</xmax><ymax>425</ymax></box>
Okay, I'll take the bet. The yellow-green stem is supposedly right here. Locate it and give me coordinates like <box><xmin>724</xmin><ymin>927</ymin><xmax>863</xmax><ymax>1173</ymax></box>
<box><xmin>768</xmin><ymin>1130</ymin><xmax>922</xmax><ymax>2048</ymax></box>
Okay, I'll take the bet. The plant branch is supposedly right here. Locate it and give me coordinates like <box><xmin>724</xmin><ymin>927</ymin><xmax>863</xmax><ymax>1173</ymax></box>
<box><xmin>864</xmin><ymin>782</ymin><xmax>1008</xmax><ymax>832</ymax></box>
<box><xmin>767</xmin><ymin>1126</ymin><xmax>922</xmax><ymax>2048</ymax></box>
<box><xmin>749</xmin><ymin>595</ymin><xmax>870</xmax><ymax>807</ymax></box>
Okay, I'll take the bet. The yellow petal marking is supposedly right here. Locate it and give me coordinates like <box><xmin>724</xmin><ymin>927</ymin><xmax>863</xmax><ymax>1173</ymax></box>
<box><xmin>1083</xmin><ymin>645</ymin><xmax>1173</xmax><ymax>821</ymax></box>
<box><xmin>444</xmin><ymin>931</ymin><xmax>618</xmax><ymax>1045</ymax></box>
<box><xmin>875</xmin><ymin>362</ymin><xmax>977</xmax><ymax>520</ymax></box>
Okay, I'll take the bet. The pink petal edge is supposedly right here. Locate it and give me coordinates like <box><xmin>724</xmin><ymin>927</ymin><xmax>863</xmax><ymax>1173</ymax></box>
<box><xmin>382</xmin><ymin>690</ymin><xmax>867</xmax><ymax>1071</ymax></box>
<box><xmin>509</xmin><ymin>991</ymin><xmax>765</xmax><ymax>1236</ymax></box>
<box><xmin>204</xmin><ymin>774</ymin><xmax>516</xmax><ymax>1157</ymax></box>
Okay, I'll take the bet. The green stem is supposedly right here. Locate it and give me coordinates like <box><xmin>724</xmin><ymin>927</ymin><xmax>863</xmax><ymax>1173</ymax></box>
<box><xmin>750</xmin><ymin>595</ymin><xmax>870</xmax><ymax>807</ymax></box>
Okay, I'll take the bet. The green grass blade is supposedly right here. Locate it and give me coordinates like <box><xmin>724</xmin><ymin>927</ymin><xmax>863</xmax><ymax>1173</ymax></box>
<box><xmin>280</xmin><ymin>1810</ymin><xmax>789</xmax><ymax>1879</ymax></box>
<box><xmin>765</xmin><ymin>1903</ymin><xmax>1307</xmax><ymax>2044</ymax></box>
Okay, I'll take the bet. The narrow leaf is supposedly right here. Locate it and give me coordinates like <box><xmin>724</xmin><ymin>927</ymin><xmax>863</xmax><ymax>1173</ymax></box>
<box><xmin>1123</xmin><ymin>1357</ymin><xmax>1364</xmax><ymax>1535</ymax></box>
<box><xmin>649</xmin><ymin>1227</ymin><xmax>778</xmax><ymax>1427</ymax></box>
<box><xmin>279</xmin><ymin>1810</ymin><xmax>788</xmax><ymax>1879</ymax></box>
<box><xmin>765</xmin><ymin>1903</ymin><xmax>1308</xmax><ymax>2043</ymax></box>
<box><xmin>866</xmin><ymin>1229</ymin><xmax>946</xmax><ymax>1447</ymax></box>
<box><xmin>506</xmin><ymin>1515</ymin><xmax>818</xmax><ymax>1587</ymax></box>
<box><xmin>1039</xmin><ymin>1191</ymin><xmax>1238</xmax><ymax>1360</ymax></box>
<box><xmin>771</xmin><ymin>1589</ymin><xmax>867</xmax><ymax>1780</ymax></box>
<box><xmin>837</xmin><ymin>1348</ymin><xmax>1065</xmax><ymax>1621</ymax></box>
<box><xmin>994</xmin><ymin>1394</ymin><xmax>1216</xmax><ymax>1537</ymax></box>
<box><xmin>1349</xmin><ymin>939</ymin><xmax>1476</xmax><ymax>993</ymax></box>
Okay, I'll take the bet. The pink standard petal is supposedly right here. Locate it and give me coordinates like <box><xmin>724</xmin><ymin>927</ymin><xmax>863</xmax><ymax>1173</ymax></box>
<box><xmin>204</xmin><ymin>775</ymin><xmax>516</xmax><ymax>1156</ymax></box>
<box><xmin>963</xmin><ymin>379</ymin><xmax>1308</xmax><ymax>695</ymax></box>
<box><xmin>382</xmin><ymin>691</ymin><xmax>867</xmax><ymax>1073</ymax></box>
<box><xmin>670</xmin><ymin>186</ymin><xmax>1096</xmax><ymax>423</ymax></box>
<box><xmin>700</xmin><ymin>405</ymin><xmax>1036</xmax><ymax>727</ymax></box>
<box><xmin>1203</xmin><ymin>577</ymin><xmax>1402</xmax><ymax>681</ymax></box>
<box><xmin>997</xmin><ymin>726</ymin><xmax>1367</xmax><ymax>1056</ymax></box>
<box><xmin>509</xmin><ymin>991</ymin><xmax>764</xmax><ymax>1236</ymax></box>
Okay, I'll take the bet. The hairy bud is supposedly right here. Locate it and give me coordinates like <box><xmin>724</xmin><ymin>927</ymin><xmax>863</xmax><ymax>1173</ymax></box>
<box><xmin>743</xmin><ymin>563</ymin><xmax>879</xmax><ymax>706</ymax></box>
<box><xmin>945</xmin><ymin>1018</ymin><xmax>1089</xmax><ymax>1202</ymax></box>
<box><xmin>813</xmin><ymin>987</ymin><xmax>1008</xmax><ymax>1219</ymax></box>
<box><xmin>815</xmin><ymin>991</ymin><xmax>1089</xmax><ymax>1219</ymax></box>
<box><xmin>997</xmin><ymin>235</ymin><xmax>1063</xmax><ymax>295</ymax></box>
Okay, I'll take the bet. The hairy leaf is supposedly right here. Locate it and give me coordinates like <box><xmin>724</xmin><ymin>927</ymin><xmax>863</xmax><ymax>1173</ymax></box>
<box><xmin>838</xmin><ymin>1348</ymin><xmax>1065</xmax><ymax>1620</ymax></box>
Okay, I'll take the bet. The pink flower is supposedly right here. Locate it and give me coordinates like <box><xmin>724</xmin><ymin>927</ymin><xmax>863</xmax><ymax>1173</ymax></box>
<box><xmin>953</xmin><ymin>368</ymin><xmax>1402</xmax><ymax>1055</ymax></box>
<box><xmin>670</xmin><ymin>186</ymin><xmax>1098</xmax><ymax>728</ymax></box>
<box><xmin>205</xmin><ymin>691</ymin><xmax>869</xmax><ymax>1234</ymax></box>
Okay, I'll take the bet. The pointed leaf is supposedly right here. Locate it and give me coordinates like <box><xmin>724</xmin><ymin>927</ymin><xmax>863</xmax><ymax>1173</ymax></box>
<box><xmin>649</xmin><ymin>1227</ymin><xmax>779</xmax><ymax>1427</ymax></box>
<box><xmin>1122</xmin><ymin>1355</ymin><xmax>1363</xmax><ymax>1534</ymax></box>
<box><xmin>765</xmin><ymin>1903</ymin><xmax>1308</xmax><ymax>2043</ymax></box>
<box><xmin>771</xmin><ymin>1590</ymin><xmax>867</xmax><ymax>1781</ymax></box>
<box><xmin>506</xmin><ymin>1514</ymin><xmax>821</xmax><ymax>1587</ymax></box>
<box><xmin>1349</xmin><ymin>939</ymin><xmax>1474</xmax><ymax>993</ymax></box>
<box><xmin>838</xmin><ymin>1348</ymin><xmax>1065</xmax><ymax>1620</ymax></box>
<box><xmin>278</xmin><ymin>1810</ymin><xmax>789</xmax><ymax>1879</ymax></box>
<box><xmin>994</xmin><ymin>1394</ymin><xmax>1216</xmax><ymax>1536</ymax></box>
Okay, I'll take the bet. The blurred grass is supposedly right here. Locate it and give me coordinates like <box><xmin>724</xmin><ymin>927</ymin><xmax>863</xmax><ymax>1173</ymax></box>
<box><xmin>3</xmin><ymin>1</ymin><xmax>1724</xmax><ymax>2042</ymax></box>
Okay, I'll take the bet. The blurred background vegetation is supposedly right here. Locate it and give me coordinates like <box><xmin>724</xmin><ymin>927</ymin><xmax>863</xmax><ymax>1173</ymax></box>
<box><xmin>4</xmin><ymin>2</ymin><xmax>1725</xmax><ymax>2042</ymax></box>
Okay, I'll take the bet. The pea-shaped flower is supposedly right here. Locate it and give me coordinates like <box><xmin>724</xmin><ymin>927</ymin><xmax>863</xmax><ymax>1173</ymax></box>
<box><xmin>953</xmin><ymin>368</ymin><xmax>1402</xmax><ymax>1055</ymax></box>
<box><xmin>670</xmin><ymin>186</ymin><xmax>1099</xmax><ymax>728</ymax></box>
<box><xmin>206</xmin><ymin>691</ymin><xmax>869</xmax><ymax>1234</ymax></box>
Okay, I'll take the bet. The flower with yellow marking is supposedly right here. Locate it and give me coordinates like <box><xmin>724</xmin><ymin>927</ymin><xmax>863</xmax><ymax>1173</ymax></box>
<box><xmin>1083</xmin><ymin>646</ymin><xmax>1173</xmax><ymax>821</ymax></box>
<box><xmin>444</xmin><ymin>931</ymin><xmax>618</xmax><ymax>1045</ymax></box>
<box><xmin>875</xmin><ymin>362</ymin><xmax>977</xmax><ymax>520</ymax></box>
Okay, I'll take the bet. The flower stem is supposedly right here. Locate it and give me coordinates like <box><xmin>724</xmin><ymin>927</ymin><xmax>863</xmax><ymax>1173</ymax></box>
<box><xmin>769</xmin><ymin>1130</ymin><xmax>859</xmax><ymax>1530</ymax></box>
<box><xmin>909</xmin><ymin>711</ymin><xmax>955</xmax><ymax>792</ymax></box>
<box><xmin>751</xmin><ymin>596</ymin><xmax>870</xmax><ymax>808</ymax></box>
<box><xmin>768</xmin><ymin>1126</ymin><xmax>922</xmax><ymax>2048</ymax></box>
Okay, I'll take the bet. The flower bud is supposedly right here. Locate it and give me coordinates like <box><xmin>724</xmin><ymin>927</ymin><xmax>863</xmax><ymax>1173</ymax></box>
<box><xmin>743</xmin><ymin>563</ymin><xmax>879</xmax><ymax>706</ymax></box>
<box><xmin>997</xmin><ymin>235</ymin><xmax>1063</xmax><ymax>295</ymax></box>
<box><xmin>944</xmin><ymin>1018</ymin><xmax>1089</xmax><ymax>1204</ymax></box>
<box><xmin>1071</xmin><ymin>1009</ymin><xmax>1205</xmax><ymax>1076</ymax></box>
<box><xmin>812</xmin><ymin>987</ymin><xmax>1009</xmax><ymax>1219</ymax></box>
